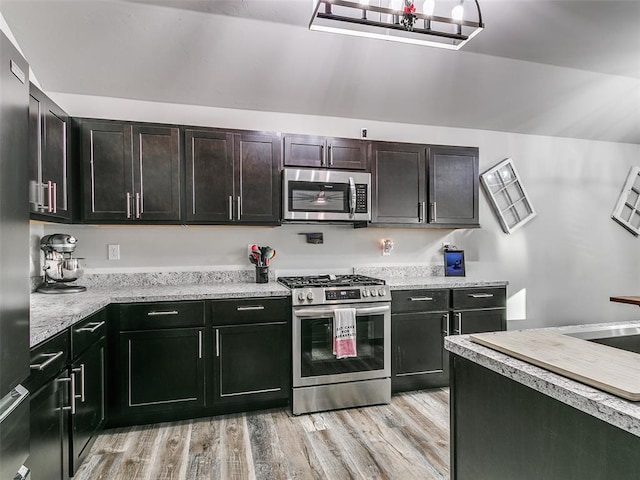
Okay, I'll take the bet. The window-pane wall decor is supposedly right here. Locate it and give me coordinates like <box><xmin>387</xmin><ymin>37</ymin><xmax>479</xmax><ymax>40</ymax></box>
<box><xmin>611</xmin><ymin>166</ymin><xmax>640</xmax><ymax>236</ymax></box>
<box><xmin>480</xmin><ymin>158</ymin><xmax>536</xmax><ymax>234</ymax></box>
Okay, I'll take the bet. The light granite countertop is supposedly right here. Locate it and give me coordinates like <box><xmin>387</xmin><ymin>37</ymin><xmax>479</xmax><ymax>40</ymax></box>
<box><xmin>445</xmin><ymin>320</ymin><xmax>640</xmax><ymax>438</ymax></box>
<box><xmin>385</xmin><ymin>276</ymin><xmax>507</xmax><ymax>290</ymax></box>
<box><xmin>30</xmin><ymin>281</ymin><xmax>290</xmax><ymax>347</ymax></box>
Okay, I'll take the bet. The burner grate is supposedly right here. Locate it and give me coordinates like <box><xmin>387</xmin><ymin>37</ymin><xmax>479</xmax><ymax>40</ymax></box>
<box><xmin>277</xmin><ymin>274</ymin><xmax>385</xmax><ymax>289</ymax></box>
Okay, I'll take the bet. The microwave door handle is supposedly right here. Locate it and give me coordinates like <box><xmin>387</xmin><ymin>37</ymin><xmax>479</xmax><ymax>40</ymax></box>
<box><xmin>349</xmin><ymin>177</ymin><xmax>356</xmax><ymax>216</ymax></box>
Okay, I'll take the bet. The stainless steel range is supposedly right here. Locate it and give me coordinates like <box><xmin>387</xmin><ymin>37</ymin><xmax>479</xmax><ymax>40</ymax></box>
<box><xmin>278</xmin><ymin>274</ymin><xmax>391</xmax><ymax>415</ymax></box>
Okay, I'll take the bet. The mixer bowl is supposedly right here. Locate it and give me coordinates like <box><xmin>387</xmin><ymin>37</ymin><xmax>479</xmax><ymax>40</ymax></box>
<box><xmin>44</xmin><ymin>257</ymin><xmax>85</xmax><ymax>282</ymax></box>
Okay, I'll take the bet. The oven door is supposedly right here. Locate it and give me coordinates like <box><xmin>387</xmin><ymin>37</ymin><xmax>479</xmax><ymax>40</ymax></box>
<box><xmin>292</xmin><ymin>303</ymin><xmax>391</xmax><ymax>387</ymax></box>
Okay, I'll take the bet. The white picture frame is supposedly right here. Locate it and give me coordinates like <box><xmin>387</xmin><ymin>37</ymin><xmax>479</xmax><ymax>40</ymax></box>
<box><xmin>611</xmin><ymin>166</ymin><xmax>640</xmax><ymax>236</ymax></box>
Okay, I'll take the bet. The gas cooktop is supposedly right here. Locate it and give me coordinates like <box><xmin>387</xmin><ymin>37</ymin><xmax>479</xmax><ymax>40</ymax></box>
<box><xmin>277</xmin><ymin>274</ymin><xmax>385</xmax><ymax>289</ymax></box>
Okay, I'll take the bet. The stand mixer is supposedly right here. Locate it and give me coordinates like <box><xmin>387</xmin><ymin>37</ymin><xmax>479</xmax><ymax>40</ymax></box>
<box><xmin>37</xmin><ymin>234</ymin><xmax>87</xmax><ymax>294</ymax></box>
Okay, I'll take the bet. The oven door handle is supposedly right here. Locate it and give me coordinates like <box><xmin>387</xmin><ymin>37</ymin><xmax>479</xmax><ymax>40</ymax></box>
<box><xmin>295</xmin><ymin>305</ymin><xmax>390</xmax><ymax>318</ymax></box>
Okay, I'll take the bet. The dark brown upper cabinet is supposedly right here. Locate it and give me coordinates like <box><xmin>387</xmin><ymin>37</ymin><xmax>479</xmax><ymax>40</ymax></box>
<box><xmin>283</xmin><ymin>134</ymin><xmax>367</xmax><ymax>170</ymax></box>
<box><xmin>371</xmin><ymin>142</ymin><xmax>479</xmax><ymax>227</ymax></box>
<box><xmin>29</xmin><ymin>84</ymin><xmax>73</xmax><ymax>222</ymax></box>
<box><xmin>185</xmin><ymin>128</ymin><xmax>281</xmax><ymax>225</ymax></box>
<box><xmin>79</xmin><ymin>119</ymin><xmax>180</xmax><ymax>223</ymax></box>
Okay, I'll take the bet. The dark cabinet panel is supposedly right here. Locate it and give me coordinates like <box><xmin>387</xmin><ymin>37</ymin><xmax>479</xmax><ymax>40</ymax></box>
<box><xmin>284</xmin><ymin>134</ymin><xmax>366</xmax><ymax>170</ymax></box>
<box><xmin>453</xmin><ymin>309</ymin><xmax>506</xmax><ymax>335</ymax></box>
<box><xmin>428</xmin><ymin>146</ymin><xmax>479</xmax><ymax>226</ymax></box>
<box><xmin>29</xmin><ymin>84</ymin><xmax>72</xmax><ymax>222</ymax></box>
<box><xmin>213</xmin><ymin>322</ymin><xmax>289</xmax><ymax>405</ymax></box>
<box><xmin>70</xmin><ymin>336</ymin><xmax>105</xmax><ymax>475</ymax></box>
<box><xmin>120</xmin><ymin>328</ymin><xmax>205</xmax><ymax>413</ymax></box>
<box><xmin>185</xmin><ymin>128</ymin><xmax>280</xmax><ymax>224</ymax></box>
<box><xmin>371</xmin><ymin>142</ymin><xmax>425</xmax><ymax>224</ymax></box>
<box><xmin>80</xmin><ymin>119</ymin><xmax>180</xmax><ymax>222</ymax></box>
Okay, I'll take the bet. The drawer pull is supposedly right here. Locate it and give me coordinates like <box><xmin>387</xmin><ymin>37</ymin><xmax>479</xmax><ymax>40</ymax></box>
<box><xmin>409</xmin><ymin>297</ymin><xmax>433</xmax><ymax>302</ymax></box>
<box><xmin>30</xmin><ymin>351</ymin><xmax>64</xmax><ymax>371</ymax></box>
<box><xmin>236</xmin><ymin>305</ymin><xmax>265</xmax><ymax>311</ymax></box>
<box><xmin>77</xmin><ymin>321</ymin><xmax>106</xmax><ymax>332</ymax></box>
<box><xmin>468</xmin><ymin>293</ymin><xmax>494</xmax><ymax>299</ymax></box>
<box><xmin>147</xmin><ymin>310</ymin><xmax>179</xmax><ymax>316</ymax></box>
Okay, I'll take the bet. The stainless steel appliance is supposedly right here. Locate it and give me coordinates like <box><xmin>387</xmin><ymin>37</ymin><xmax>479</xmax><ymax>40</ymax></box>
<box><xmin>278</xmin><ymin>274</ymin><xmax>391</xmax><ymax>415</ymax></box>
<box><xmin>37</xmin><ymin>234</ymin><xmax>86</xmax><ymax>294</ymax></box>
<box><xmin>0</xmin><ymin>30</ymin><xmax>31</xmax><ymax>480</ymax></box>
<box><xmin>283</xmin><ymin>168</ymin><xmax>371</xmax><ymax>222</ymax></box>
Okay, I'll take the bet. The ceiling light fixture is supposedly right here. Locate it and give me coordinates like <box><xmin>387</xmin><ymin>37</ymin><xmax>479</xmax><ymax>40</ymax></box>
<box><xmin>309</xmin><ymin>0</ymin><xmax>484</xmax><ymax>50</ymax></box>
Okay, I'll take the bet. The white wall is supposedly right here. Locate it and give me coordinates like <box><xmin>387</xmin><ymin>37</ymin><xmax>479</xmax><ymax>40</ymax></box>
<box><xmin>32</xmin><ymin>93</ymin><xmax>640</xmax><ymax>330</ymax></box>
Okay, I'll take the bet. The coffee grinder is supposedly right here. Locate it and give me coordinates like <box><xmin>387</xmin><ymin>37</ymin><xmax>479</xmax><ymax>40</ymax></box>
<box><xmin>37</xmin><ymin>234</ymin><xmax>87</xmax><ymax>294</ymax></box>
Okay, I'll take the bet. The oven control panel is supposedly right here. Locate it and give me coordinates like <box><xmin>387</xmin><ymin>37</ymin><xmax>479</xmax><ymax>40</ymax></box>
<box><xmin>293</xmin><ymin>287</ymin><xmax>391</xmax><ymax>305</ymax></box>
<box><xmin>326</xmin><ymin>289</ymin><xmax>361</xmax><ymax>301</ymax></box>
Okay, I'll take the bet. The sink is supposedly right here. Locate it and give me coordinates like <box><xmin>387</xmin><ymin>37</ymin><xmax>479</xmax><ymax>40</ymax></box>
<box><xmin>564</xmin><ymin>325</ymin><xmax>640</xmax><ymax>354</ymax></box>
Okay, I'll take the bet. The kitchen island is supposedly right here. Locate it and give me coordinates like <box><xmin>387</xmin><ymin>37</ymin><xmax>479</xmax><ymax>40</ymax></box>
<box><xmin>445</xmin><ymin>321</ymin><xmax>640</xmax><ymax>480</ymax></box>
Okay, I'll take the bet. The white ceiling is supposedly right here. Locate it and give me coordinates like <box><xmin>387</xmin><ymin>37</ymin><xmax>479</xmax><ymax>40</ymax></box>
<box><xmin>2</xmin><ymin>0</ymin><xmax>639</xmax><ymax>144</ymax></box>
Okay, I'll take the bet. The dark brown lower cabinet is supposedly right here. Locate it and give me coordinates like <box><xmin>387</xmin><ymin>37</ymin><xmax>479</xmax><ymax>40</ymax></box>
<box><xmin>117</xmin><ymin>327</ymin><xmax>205</xmax><ymax>422</ymax></box>
<box><xmin>212</xmin><ymin>322</ymin><xmax>289</xmax><ymax>406</ymax></box>
<box><xmin>70</xmin><ymin>336</ymin><xmax>105</xmax><ymax>475</ymax></box>
<box><xmin>452</xmin><ymin>309</ymin><xmax>506</xmax><ymax>335</ymax></box>
<box><xmin>450</xmin><ymin>355</ymin><xmax>640</xmax><ymax>480</ymax></box>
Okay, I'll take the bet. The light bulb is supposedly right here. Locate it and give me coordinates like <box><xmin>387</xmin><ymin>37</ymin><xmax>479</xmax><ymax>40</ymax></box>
<box><xmin>452</xmin><ymin>4</ymin><xmax>464</xmax><ymax>20</ymax></box>
<box><xmin>422</xmin><ymin>0</ymin><xmax>435</xmax><ymax>16</ymax></box>
<box><xmin>390</xmin><ymin>0</ymin><xmax>402</xmax><ymax>11</ymax></box>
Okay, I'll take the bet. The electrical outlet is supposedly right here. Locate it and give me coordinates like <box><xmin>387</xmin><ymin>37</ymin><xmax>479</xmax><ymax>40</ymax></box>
<box><xmin>108</xmin><ymin>244</ymin><xmax>120</xmax><ymax>260</ymax></box>
<box><xmin>361</xmin><ymin>128</ymin><xmax>368</xmax><ymax>138</ymax></box>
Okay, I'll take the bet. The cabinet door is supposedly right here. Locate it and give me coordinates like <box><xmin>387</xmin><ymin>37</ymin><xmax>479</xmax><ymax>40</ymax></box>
<box><xmin>120</xmin><ymin>328</ymin><xmax>205</xmax><ymax>415</ymax></box>
<box><xmin>132</xmin><ymin>124</ymin><xmax>181</xmax><ymax>221</ymax></box>
<box><xmin>326</xmin><ymin>137</ymin><xmax>367</xmax><ymax>170</ymax></box>
<box><xmin>454</xmin><ymin>309</ymin><xmax>506</xmax><ymax>335</ymax></box>
<box><xmin>81</xmin><ymin>120</ymin><xmax>133</xmax><ymax>222</ymax></box>
<box><xmin>26</xmin><ymin>371</ymin><xmax>70</xmax><ymax>480</ymax></box>
<box><xmin>236</xmin><ymin>132</ymin><xmax>281</xmax><ymax>224</ymax></box>
<box><xmin>185</xmin><ymin>129</ymin><xmax>234</xmax><ymax>223</ymax></box>
<box><xmin>70</xmin><ymin>337</ymin><xmax>105</xmax><ymax>475</ymax></box>
<box><xmin>392</xmin><ymin>311</ymin><xmax>448</xmax><ymax>392</ymax></box>
<box><xmin>283</xmin><ymin>135</ymin><xmax>326</xmax><ymax>168</ymax></box>
<box><xmin>428</xmin><ymin>145</ymin><xmax>479</xmax><ymax>225</ymax></box>
<box><xmin>213</xmin><ymin>322</ymin><xmax>289</xmax><ymax>405</ymax></box>
<box><xmin>371</xmin><ymin>142</ymin><xmax>426</xmax><ymax>224</ymax></box>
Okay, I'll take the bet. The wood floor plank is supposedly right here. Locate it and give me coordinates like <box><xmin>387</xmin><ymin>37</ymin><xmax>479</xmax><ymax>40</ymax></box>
<box><xmin>79</xmin><ymin>388</ymin><xmax>451</xmax><ymax>480</ymax></box>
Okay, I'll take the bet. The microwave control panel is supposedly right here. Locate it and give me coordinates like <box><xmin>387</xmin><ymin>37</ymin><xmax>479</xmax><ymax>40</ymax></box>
<box><xmin>355</xmin><ymin>184</ymin><xmax>368</xmax><ymax>213</ymax></box>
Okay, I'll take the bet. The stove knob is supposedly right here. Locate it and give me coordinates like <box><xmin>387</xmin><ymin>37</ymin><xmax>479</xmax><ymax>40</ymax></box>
<box><xmin>297</xmin><ymin>292</ymin><xmax>306</xmax><ymax>302</ymax></box>
<box><xmin>306</xmin><ymin>291</ymin><xmax>314</xmax><ymax>302</ymax></box>
<box><xmin>362</xmin><ymin>289</ymin><xmax>370</xmax><ymax>297</ymax></box>
<box><xmin>370</xmin><ymin>289</ymin><xmax>378</xmax><ymax>297</ymax></box>
<box><xmin>378</xmin><ymin>288</ymin><xmax>386</xmax><ymax>297</ymax></box>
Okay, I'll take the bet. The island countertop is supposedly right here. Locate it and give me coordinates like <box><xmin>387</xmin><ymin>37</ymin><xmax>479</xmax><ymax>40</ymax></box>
<box><xmin>444</xmin><ymin>320</ymin><xmax>640</xmax><ymax>438</ymax></box>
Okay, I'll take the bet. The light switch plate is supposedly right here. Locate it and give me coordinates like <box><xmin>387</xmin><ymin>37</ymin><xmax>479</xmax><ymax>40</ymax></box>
<box><xmin>108</xmin><ymin>244</ymin><xmax>120</xmax><ymax>260</ymax></box>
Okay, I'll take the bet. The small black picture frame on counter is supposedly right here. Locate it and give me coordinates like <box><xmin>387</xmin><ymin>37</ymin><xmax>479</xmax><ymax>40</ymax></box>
<box><xmin>444</xmin><ymin>250</ymin><xmax>465</xmax><ymax>277</ymax></box>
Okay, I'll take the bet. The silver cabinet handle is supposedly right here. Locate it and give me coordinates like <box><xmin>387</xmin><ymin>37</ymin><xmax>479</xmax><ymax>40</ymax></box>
<box><xmin>410</xmin><ymin>297</ymin><xmax>433</xmax><ymax>302</ymax></box>
<box><xmin>52</xmin><ymin>182</ymin><xmax>57</xmax><ymax>213</ymax></box>
<box><xmin>30</xmin><ymin>351</ymin><xmax>64</xmax><ymax>370</ymax></box>
<box><xmin>126</xmin><ymin>192</ymin><xmax>132</xmax><ymax>218</ymax></box>
<box><xmin>147</xmin><ymin>310</ymin><xmax>179</xmax><ymax>316</ymax></box>
<box><xmin>135</xmin><ymin>192</ymin><xmax>141</xmax><ymax>218</ymax></box>
<box><xmin>237</xmin><ymin>195</ymin><xmax>241</xmax><ymax>220</ymax></box>
<box><xmin>454</xmin><ymin>312</ymin><xmax>462</xmax><ymax>335</ymax></box>
<box><xmin>14</xmin><ymin>465</ymin><xmax>29</xmax><ymax>480</ymax></box>
<box><xmin>430</xmin><ymin>202</ymin><xmax>437</xmax><ymax>222</ymax></box>
<box><xmin>58</xmin><ymin>377</ymin><xmax>74</xmax><ymax>413</ymax></box>
<box><xmin>69</xmin><ymin>372</ymin><xmax>77</xmax><ymax>414</ymax></box>
<box><xmin>236</xmin><ymin>305</ymin><xmax>265</xmax><ymax>311</ymax></box>
<box><xmin>47</xmin><ymin>180</ymin><xmax>53</xmax><ymax>212</ymax></box>
<box><xmin>469</xmin><ymin>293</ymin><xmax>494</xmax><ymax>299</ymax></box>
<box><xmin>442</xmin><ymin>313</ymin><xmax>450</xmax><ymax>336</ymax></box>
<box><xmin>228</xmin><ymin>195</ymin><xmax>233</xmax><ymax>220</ymax></box>
<box><xmin>77</xmin><ymin>321</ymin><xmax>105</xmax><ymax>332</ymax></box>
<box><xmin>72</xmin><ymin>364</ymin><xmax>86</xmax><ymax>402</ymax></box>
<box><xmin>328</xmin><ymin>144</ymin><xmax>333</xmax><ymax>166</ymax></box>
<box><xmin>0</xmin><ymin>384</ymin><xmax>29</xmax><ymax>424</ymax></box>
<box><xmin>320</xmin><ymin>144</ymin><xmax>325</xmax><ymax>166</ymax></box>
<box><xmin>198</xmin><ymin>330</ymin><xmax>203</xmax><ymax>359</ymax></box>
<box><xmin>418</xmin><ymin>202</ymin><xmax>426</xmax><ymax>222</ymax></box>
<box><xmin>215</xmin><ymin>329</ymin><xmax>220</xmax><ymax>357</ymax></box>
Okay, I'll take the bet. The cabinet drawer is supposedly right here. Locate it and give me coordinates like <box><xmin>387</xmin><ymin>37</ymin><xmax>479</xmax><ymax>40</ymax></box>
<box><xmin>28</xmin><ymin>330</ymin><xmax>70</xmax><ymax>391</ymax></box>
<box><xmin>212</xmin><ymin>297</ymin><xmax>288</xmax><ymax>326</ymax></box>
<box><xmin>392</xmin><ymin>289</ymin><xmax>449</xmax><ymax>313</ymax></box>
<box><xmin>452</xmin><ymin>288</ymin><xmax>506</xmax><ymax>310</ymax></box>
<box><xmin>118</xmin><ymin>301</ymin><xmax>205</xmax><ymax>330</ymax></box>
<box><xmin>71</xmin><ymin>309</ymin><xmax>107</xmax><ymax>359</ymax></box>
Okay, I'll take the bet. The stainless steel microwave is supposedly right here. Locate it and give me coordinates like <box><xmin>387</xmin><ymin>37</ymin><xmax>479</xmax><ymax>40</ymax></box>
<box><xmin>283</xmin><ymin>168</ymin><xmax>371</xmax><ymax>222</ymax></box>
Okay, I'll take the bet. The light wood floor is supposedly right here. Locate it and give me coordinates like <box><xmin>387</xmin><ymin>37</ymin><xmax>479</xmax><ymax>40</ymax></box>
<box><xmin>75</xmin><ymin>388</ymin><xmax>450</xmax><ymax>480</ymax></box>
